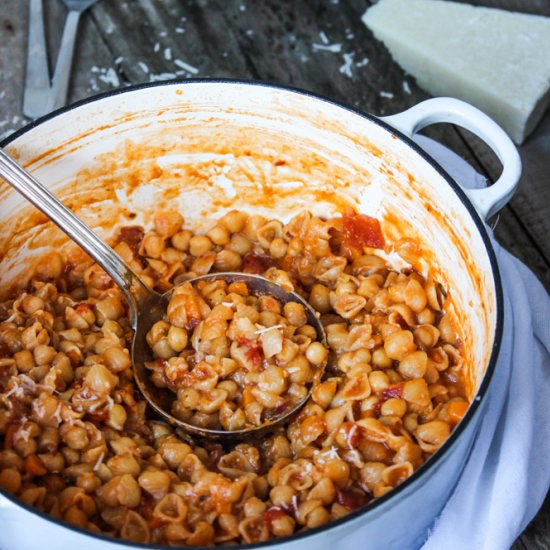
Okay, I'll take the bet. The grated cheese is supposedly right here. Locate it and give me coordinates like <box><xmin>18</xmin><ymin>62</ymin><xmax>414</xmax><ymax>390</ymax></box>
<box><xmin>345</xmin><ymin>424</ymin><xmax>358</xmax><ymax>449</ymax></box>
<box><xmin>15</xmin><ymin>424</ymin><xmax>32</xmax><ymax>443</ymax></box>
<box><xmin>317</xmin><ymin>446</ymin><xmax>340</xmax><ymax>463</ymax></box>
<box><xmin>253</xmin><ymin>324</ymin><xmax>283</xmax><ymax>336</ymax></box>
<box><xmin>53</xmin><ymin>402</ymin><xmax>63</xmax><ymax>425</ymax></box>
<box><xmin>173</xmin><ymin>59</ymin><xmax>199</xmax><ymax>75</ymax></box>
<box><xmin>93</xmin><ymin>452</ymin><xmax>105</xmax><ymax>472</ymax></box>
<box><xmin>312</xmin><ymin>42</ymin><xmax>342</xmax><ymax>53</ymax></box>
<box><xmin>339</xmin><ymin>52</ymin><xmax>355</xmax><ymax>78</ymax></box>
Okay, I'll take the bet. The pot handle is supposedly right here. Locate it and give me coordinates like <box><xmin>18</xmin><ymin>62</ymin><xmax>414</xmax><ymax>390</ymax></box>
<box><xmin>380</xmin><ymin>97</ymin><xmax>522</xmax><ymax>221</ymax></box>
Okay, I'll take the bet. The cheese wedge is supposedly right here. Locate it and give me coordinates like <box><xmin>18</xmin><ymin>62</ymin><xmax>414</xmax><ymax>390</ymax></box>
<box><xmin>363</xmin><ymin>0</ymin><xmax>550</xmax><ymax>144</ymax></box>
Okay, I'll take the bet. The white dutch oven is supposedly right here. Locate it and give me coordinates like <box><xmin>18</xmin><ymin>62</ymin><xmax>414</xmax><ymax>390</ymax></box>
<box><xmin>0</xmin><ymin>81</ymin><xmax>521</xmax><ymax>550</ymax></box>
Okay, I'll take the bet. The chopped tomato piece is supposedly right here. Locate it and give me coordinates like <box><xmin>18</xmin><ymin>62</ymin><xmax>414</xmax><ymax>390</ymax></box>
<box><xmin>117</xmin><ymin>226</ymin><xmax>144</xmax><ymax>255</ymax></box>
<box><xmin>382</xmin><ymin>384</ymin><xmax>403</xmax><ymax>400</ymax></box>
<box><xmin>263</xmin><ymin>506</ymin><xmax>287</xmax><ymax>528</ymax></box>
<box><xmin>184</xmin><ymin>295</ymin><xmax>202</xmax><ymax>331</ymax></box>
<box><xmin>235</xmin><ymin>336</ymin><xmax>263</xmax><ymax>368</ymax></box>
<box><xmin>336</xmin><ymin>487</ymin><xmax>368</xmax><ymax>510</ymax></box>
<box><xmin>343</xmin><ymin>213</ymin><xmax>384</xmax><ymax>250</ymax></box>
<box><xmin>242</xmin><ymin>253</ymin><xmax>275</xmax><ymax>274</ymax></box>
<box><xmin>24</xmin><ymin>454</ymin><xmax>47</xmax><ymax>477</ymax></box>
<box><xmin>148</xmin><ymin>516</ymin><xmax>167</xmax><ymax>530</ymax></box>
<box><xmin>446</xmin><ymin>400</ymin><xmax>469</xmax><ymax>425</ymax></box>
<box><xmin>245</xmin><ymin>347</ymin><xmax>262</xmax><ymax>367</ymax></box>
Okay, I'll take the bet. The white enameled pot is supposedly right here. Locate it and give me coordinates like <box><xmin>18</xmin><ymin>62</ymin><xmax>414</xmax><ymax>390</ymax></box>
<box><xmin>0</xmin><ymin>81</ymin><xmax>521</xmax><ymax>550</ymax></box>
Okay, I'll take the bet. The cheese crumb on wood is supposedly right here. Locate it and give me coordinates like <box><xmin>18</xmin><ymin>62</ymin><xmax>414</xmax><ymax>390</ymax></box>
<box><xmin>363</xmin><ymin>0</ymin><xmax>550</xmax><ymax>144</ymax></box>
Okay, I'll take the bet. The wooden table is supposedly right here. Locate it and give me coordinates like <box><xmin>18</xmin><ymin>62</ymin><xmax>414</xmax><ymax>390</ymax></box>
<box><xmin>0</xmin><ymin>1</ymin><xmax>548</xmax><ymax>547</ymax></box>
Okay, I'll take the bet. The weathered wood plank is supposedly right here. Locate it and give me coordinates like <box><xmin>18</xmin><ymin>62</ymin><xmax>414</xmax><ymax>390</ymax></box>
<box><xmin>0</xmin><ymin>0</ymin><xmax>29</xmax><ymax>139</ymax></box>
<box><xmin>512</xmin><ymin>491</ymin><xmax>550</xmax><ymax>550</ymax></box>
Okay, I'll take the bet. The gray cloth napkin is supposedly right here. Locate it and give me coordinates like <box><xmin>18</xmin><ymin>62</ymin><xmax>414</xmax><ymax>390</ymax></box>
<box><xmin>415</xmin><ymin>135</ymin><xmax>550</xmax><ymax>549</ymax></box>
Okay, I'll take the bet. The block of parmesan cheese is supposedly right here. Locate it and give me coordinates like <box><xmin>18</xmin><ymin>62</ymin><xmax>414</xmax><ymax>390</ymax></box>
<box><xmin>363</xmin><ymin>0</ymin><xmax>550</xmax><ymax>144</ymax></box>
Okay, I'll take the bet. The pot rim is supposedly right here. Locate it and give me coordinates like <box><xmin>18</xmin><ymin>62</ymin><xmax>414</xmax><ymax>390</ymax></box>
<box><xmin>0</xmin><ymin>78</ymin><xmax>503</xmax><ymax>549</ymax></box>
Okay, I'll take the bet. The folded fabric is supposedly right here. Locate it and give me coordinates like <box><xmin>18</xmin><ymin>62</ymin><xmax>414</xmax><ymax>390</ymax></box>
<box><xmin>416</xmin><ymin>135</ymin><xmax>550</xmax><ymax>550</ymax></box>
<box><xmin>339</xmin><ymin>134</ymin><xmax>550</xmax><ymax>549</ymax></box>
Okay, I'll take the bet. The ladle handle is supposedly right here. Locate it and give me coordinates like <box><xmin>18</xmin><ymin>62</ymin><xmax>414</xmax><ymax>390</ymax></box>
<box><xmin>0</xmin><ymin>148</ymin><xmax>145</xmax><ymax>324</ymax></box>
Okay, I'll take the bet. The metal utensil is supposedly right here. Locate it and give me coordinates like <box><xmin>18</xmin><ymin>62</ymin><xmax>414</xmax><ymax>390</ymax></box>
<box><xmin>0</xmin><ymin>148</ymin><xmax>326</xmax><ymax>441</ymax></box>
<box><xmin>22</xmin><ymin>0</ymin><xmax>100</xmax><ymax>119</ymax></box>
<box><xmin>50</xmin><ymin>0</ymin><xmax>99</xmax><ymax>111</ymax></box>
<box><xmin>22</xmin><ymin>0</ymin><xmax>51</xmax><ymax>119</ymax></box>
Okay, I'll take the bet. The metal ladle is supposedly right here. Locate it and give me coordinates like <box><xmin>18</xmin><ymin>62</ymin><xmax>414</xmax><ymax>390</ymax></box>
<box><xmin>0</xmin><ymin>149</ymin><xmax>326</xmax><ymax>441</ymax></box>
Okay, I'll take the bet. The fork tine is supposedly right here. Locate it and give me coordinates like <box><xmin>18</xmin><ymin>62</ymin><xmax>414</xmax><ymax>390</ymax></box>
<box><xmin>59</xmin><ymin>0</ymin><xmax>100</xmax><ymax>12</ymax></box>
<box><xmin>49</xmin><ymin>0</ymin><xmax>101</xmax><ymax>110</ymax></box>
<box><xmin>23</xmin><ymin>0</ymin><xmax>52</xmax><ymax>119</ymax></box>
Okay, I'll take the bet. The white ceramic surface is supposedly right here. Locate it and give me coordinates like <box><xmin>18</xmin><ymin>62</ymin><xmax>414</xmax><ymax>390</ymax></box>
<box><xmin>0</xmin><ymin>81</ymin><xmax>519</xmax><ymax>550</ymax></box>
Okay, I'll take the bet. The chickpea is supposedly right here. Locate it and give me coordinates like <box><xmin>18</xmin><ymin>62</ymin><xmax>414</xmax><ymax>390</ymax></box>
<box><xmin>102</xmin><ymin>347</ymin><xmax>131</xmax><ymax>373</ymax></box>
<box><xmin>76</xmin><ymin>472</ymin><xmax>101</xmax><ymax>494</ymax></box>
<box><xmin>207</xmin><ymin>225</ymin><xmax>230</xmax><ymax>246</ymax></box>
<box><xmin>270</xmin><ymin>485</ymin><xmax>296</xmax><ymax>508</ymax></box>
<box><xmin>270</xmin><ymin>513</ymin><xmax>296</xmax><ymax>537</ymax></box>
<box><xmin>167</xmin><ymin>326</ymin><xmax>188</xmax><ymax>352</ymax></box>
<box><xmin>269</xmin><ymin>237</ymin><xmax>288</xmax><ymax>259</ymax></box>
<box><xmin>14</xmin><ymin>349</ymin><xmax>35</xmax><ymax>372</ymax></box>
<box><xmin>227</xmin><ymin>234</ymin><xmax>253</xmax><ymax>255</ymax></box>
<box><xmin>322</xmin><ymin>459</ymin><xmax>350</xmax><ymax>488</ymax></box>
<box><xmin>95</xmin><ymin>296</ymin><xmax>124</xmax><ymax>324</ymax></box>
<box><xmin>416</xmin><ymin>420</ymin><xmax>451</xmax><ymax>447</ymax></box>
<box><xmin>215</xmin><ymin>250</ymin><xmax>242</xmax><ymax>271</ymax></box>
<box><xmin>61</xmin><ymin>426</ymin><xmax>89</xmax><ymax>451</ymax></box>
<box><xmin>171</xmin><ymin>229</ymin><xmax>192</xmax><ymax>251</ymax></box>
<box><xmin>85</xmin><ymin>364</ymin><xmax>119</xmax><ymax>393</ymax></box>
<box><xmin>34</xmin><ymin>345</ymin><xmax>57</xmax><ymax>366</ymax></box>
<box><xmin>305</xmin><ymin>342</ymin><xmax>328</xmax><ymax>366</ymax></box>
<box><xmin>142</xmin><ymin>233</ymin><xmax>166</xmax><ymax>258</ymax></box>
<box><xmin>372</xmin><ymin>347</ymin><xmax>392</xmax><ymax>369</ymax></box>
<box><xmin>384</xmin><ymin>330</ymin><xmax>416</xmax><ymax>361</ymax></box>
<box><xmin>65</xmin><ymin>505</ymin><xmax>88</xmax><ymax>527</ymax></box>
<box><xmin>22</xmin><ymin>295</ymin><xmax>45</xmax><ymax>315</ymax></box>
<box><xmin>0</xmin><ymin>467</ymin><xmax>22</xmax><ymax>493</ymax></box>
<box><xmin>189</xmin><ymin>235</ymin><xmax>213</xmax><ymax>256</ymax></box>
<box><xmin>220</xmin><ymin>210</ymin><xmax>249</xmax><ymax>233</ymax></box>
<box><xmin>305</xmin><ymin>505</ymin><xmax>330</xmax><ymax>528</ymax></box>
<box><xmin>154</xmin><ymin>211</ymin><xmax>183</xmax><ymax>238</ymax></box>
<box><xmin>398</xmin><ymin>351</ymin><xmax>428</xmax><ymax>379</ymax></box>
<box><xmin>107</xmin><ymin>454</ymin><xmax>141</xmax><ymax>477</ymax></box>
<box><xmin>369</xmin><ymin>370</ymin><xmax>390</xmax><ymax>393</ymax></box>
<box><xmin>380</xmin><ymin>397</ymin><xmax>407</xmax><ymax>417</ymax></box>
<box><xmin>107</xmin><ymin>404</ymin><xmax>127</xmax><ymax>431</ymax></box>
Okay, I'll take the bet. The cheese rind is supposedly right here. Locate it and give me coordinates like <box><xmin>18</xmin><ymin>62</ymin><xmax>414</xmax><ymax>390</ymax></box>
<box><xmin>363</xmin><ymin>0</ymin><xmax>550</xmax><ymax>144</ymax></box>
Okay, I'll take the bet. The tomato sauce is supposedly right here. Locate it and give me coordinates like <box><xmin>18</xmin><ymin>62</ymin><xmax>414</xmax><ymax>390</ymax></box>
<box><xmin>235</xmin><ymin>336</ymin><xmax>263</xmax><ymax>367</ymax></box>
<box><xmin>374</xmin><ymin>384</ymin><xmax>404</xmax><ymax>415</ymax></box>
<box><xmin>336</xmin><ymin>487</ymin><xmax>368</xmax><ymax>510</ymax></box>
<box><xmin>117</xmin><ymin>226</ymin><xmax>144</xmax><ymax>255</ymax></box>
<box><xmin>342</xmin><ymin>213</ymin><xmax>384</xmax><ymax>250</ymax></box>
<box><xmin>263</xmin><ymin>506</ymin><xmax>287</xmax><ymax>527</ymax></box>
<box><xmin>242</xmin><ymin>253</ymin><xmax>275</xmax><ymax>274</ymax></box>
